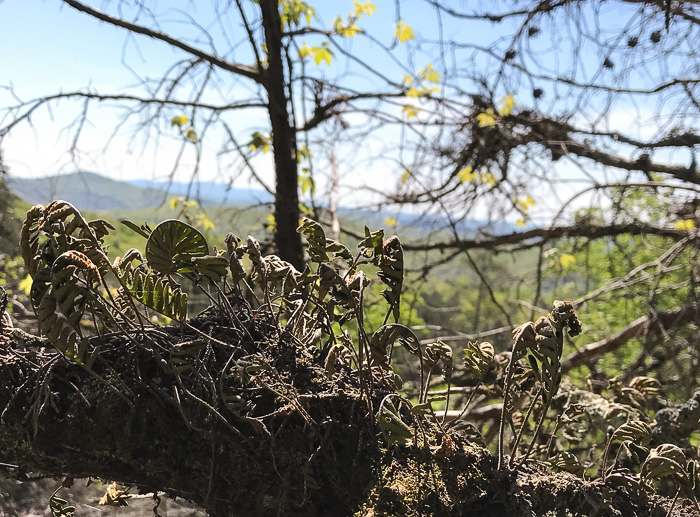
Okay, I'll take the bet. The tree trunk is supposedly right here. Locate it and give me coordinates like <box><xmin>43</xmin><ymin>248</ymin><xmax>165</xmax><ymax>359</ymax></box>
<box><xmin>259</xmin><ymin>0</ymin><xmax>304</xmax><ymax>270</ymax></box>
<box><xmin>0</xmin><ymin>326</ymin><xmax>690</xmax><ymax>517</ymax></box>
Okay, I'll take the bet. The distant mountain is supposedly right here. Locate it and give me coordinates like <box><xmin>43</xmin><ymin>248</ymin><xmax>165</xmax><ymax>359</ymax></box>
<box><xmin>339</xmin><ymin>208</ymin><xmax>517</xmax><ymax>236</ymax></box>
<box><xmin>129</xmin><ymin>179</ymin><xmax>274</xmax><ymax>206</ymax></box>
<box><xmin>6</xmin><ymin>171</ymin><xmax>517</xmax><ymax>236</ymax></box>
<box><xmin>5</xmin><ymin>171</ymin><xmax>174</xmax><ymax>211</ymax></box>
<box><xmin>5</xmin><ymin>172</ymin><xmax>273</xmax><ymax>211</ymax></box>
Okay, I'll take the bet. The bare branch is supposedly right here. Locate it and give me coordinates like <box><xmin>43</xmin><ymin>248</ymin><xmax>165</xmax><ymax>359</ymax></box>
<box><xmin>400</xmin><ymin>223</ymin><xmax>687</xmax><ymax>253</ymax></box>
<box><xmin>561</xmin><ymin>302</ymin><xmax>700</xmax><ymax>372</ymax></box>
<box><xmin>60</xmin><ymin>0</ymin><xmax>262</xmax><ymax>83</ymax></box>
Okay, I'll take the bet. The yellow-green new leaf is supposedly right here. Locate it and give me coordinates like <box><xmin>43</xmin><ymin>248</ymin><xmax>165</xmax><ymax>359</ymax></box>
<box><xmin>354</xmin><ymin>1</ymin><xmax>377</xmax><ymax>17</ymax></box>
<box><xmin>171</xmin><ymin>114</ymin><xmax>188</xmax><ymax>128</ymax></box>
<box><xmin>675</xmin><ymin>219</ymin><xmax>696</xmax><ymax>230</ymax></box>
<box><xmin>395</xmin><ymin>20</ymin><xmax>414</xmax><ymax>43</ymax></box>
<box><xmin>498</xmin><ymin>94</ymin><xmax>516</xmax><ymax>116</ymax></box>
<box><xmin>402</xmin><ymin>105</ymin><xmax>419</xmax><ymax>119</ymax></box>
<box><xmin>457</xmin><ymin>166</ymin><xmax>476</xmax><ymax>183</ymax></box>
<box><xmin>313</xmin><ymin>44</ymin><xmax>334</xmax><ymax>66</ymax></box>
<box><xmin>476</xmin><ymin>108</ymin><xmax>497</xmax><ymax>127</ymax></box>
<box><xmin>559</xmin><ymin>254</ymin><xmax>576</xmax><ymax>269</ymax></box>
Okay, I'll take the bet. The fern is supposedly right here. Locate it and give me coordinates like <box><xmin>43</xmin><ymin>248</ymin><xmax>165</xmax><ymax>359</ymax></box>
<box><xmin>375</xmin><ymin>235</ymin><xmax>404</xmax><ymax>323</ymax></box>
<box><xmin>297</xmin><ymin>217</ymin><xmax>351</xmax><ymax>263</ymax></box>
<box><xmin>370</xmin><ymin>323</ymin><xmax>421</xmax><ymax>369</ymax></box>
<box><xmin>145</xmin><ymin>219</ymin><xmax>209</xmax><ymax>274</ymax></box>
<box><xmin>642</xmin><ymin>444</ymin><xmax>688</xmax><ymax>484</ymax></box>
<box><xmin>463</xmin><ymin>341</ymin><xmax>494</xmax><ymax>378</ymax></box>
<box><xmin>117</xmin><ymin>265</ymin><xmax>188</xmax><ymax>322</ymax></box>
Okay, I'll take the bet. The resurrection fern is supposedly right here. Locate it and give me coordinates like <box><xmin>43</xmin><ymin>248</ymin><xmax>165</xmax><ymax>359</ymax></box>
<box><xmin>498</xmin><ymin>301</ymin><xmax>582</xmax><ymax>469</ymax></box>
<box><xmin>120</xmin><ymin>266</ymin><xmax>189</xmax><ymax>322</ymax></box>
<box><xmin>145</xmin><ymin>219</ymin><xmax>210</xmax><ymax>274</ymax></box>
<box><xmin>463</xmin><ymin>340</ymin><xmax>494</xmax><ymax>378</ymax></box>
<box><xmin>297</xmin><ymin>217</ymin><xmax>351</xmax><ymax>263</ymax></box>
<box><xmin>13</xmin><ymin>202</ymin><xmax>700</xmax><ymax>511</ymax></box>
<box><xmin>369</xmin><ymin>323</ymin><xmax>422</xmax><ymax>370</ymax></box>
<box><xmin>19</xmin><ymin>201</ymin><xmax>114</xmax><ymax>362</ymax></box>
<box><xmin>49</xmin><ymin>486</ymin><xmax>75</xmax><ymax>517</ymax></box>
<box><xmin>602</xmin><ymin>420</ymin><xmax>652</xmax><ymax>475</ymax></box>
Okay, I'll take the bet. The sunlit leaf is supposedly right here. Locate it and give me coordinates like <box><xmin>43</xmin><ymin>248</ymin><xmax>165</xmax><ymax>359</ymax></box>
<box><xmin>559</xmin><ymin>254</ymin><xmax>576</xmax><ymax>269</ymax></box>
<box><xmin>170</xmin><ymin>114</ymin><xmax>188</xmax><ymax>128</ymax></box>
<box><xmin>418</xmin><ymin>63</ymin><xmax>441</xmax><ymax>84</ymax></box>
<box><xmin>18</xmin><ymin>274</ymin><xmax>32</xmax><ymax>296</ymax></box>
<box><xmin>480</xmin><ymin>171</ymin><xmax>497</xmax><ymax>186</ymax></box>
<box><xmin>406</xmin><ymin>87</ymin><xmax>421</xmax><ymax>98</ymax></box>
<box><xmin>394</xmin><ymin>20</ymin><xmax>414</xmax><ymax>43</ymax></box>
<box><xmin>354</xmin><ymin>0</ymin><xmax>377</xmax><ymax>17</ymax></box>
<box><xmin>249</xmin><ymin>131</ymin><xmax>271</xmax><ymax>153</ymax></box>
<box><xmin>196</xmin><ymin>214</ymin><xmax>216</xmax><ymax>231</ymax></box>
<box><xmin>385</xmin><ymin>216</ymin><xmax>398</xmax><ymax>228</ymax></box>
<box><xmin>99</xmin><ymin>483</ymin><xmax>131</xmax><ymax>507</ymax></box>
<box><xmin>401</xmin><ymin>105</ymin><xmax>419</xmax><ymax>119</ymax></box>
<box><xmin>333</xmin><ymin>16</ymin><xmax>361</xmax><ymax>37</ymax></box>
<box><xmin>313</xmin><ymin>43</ymin><xmax>334</xmax><ymax>66</ymax></box>
<box><xmin>516</xmin><ymin>197</ymin><xmax>536</xmax><ymax>211</ymax></box>
<box><xmin>280</xmin><ymin>0</ymin><xmax>316</xmax><ymax>28</ymax></box>
<box><xmin>457</xmin><ymin>166</ymin><xmax>476</xmax><ymax>183</ymax></box>
<box><xmin>476</xmin><ymin>108</ymin><xmax>497</xmax><ymax>127</ymax></box>
<box><xmin>675</xmin><ymin>219</ymin><xmax>696</xmax><ymax>230</ymax></box>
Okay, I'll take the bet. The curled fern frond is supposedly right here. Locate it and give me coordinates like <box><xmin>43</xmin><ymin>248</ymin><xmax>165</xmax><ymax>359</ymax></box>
<box><xmin>358</xmin><ymin>226</ymin><xmax>384</xmax><ymax>257</ymax></box>
<box><xmin>376</xmin><ymin>397</ymin><xmax>413</xmax><ymax>446</ymax></box>
<box><xmin>297</xmin><ymin>217</ymin><xmax>351</xmax><ymax>263</ymax></box>
<box><xmin>120</xmin><ymin>219</ymin><xmax>152</xmax><ymax>239</ymax></box>
<box><xmin>49</xmin><ymin>486</ymin><xmax>76</xmax><ymax>517</ymax></box>
<box><xmin>629</xmin><ymin>376</ymin><xmax>661</xmax><ymax>397</ymax></box>
<box><xmin>463</xmin><ymin>341</ymin><xmax>494</xmax><ymax>378</ymax></box>
<box><xmin>50</xmin><ymin>250</ymin><xmax>101</xmax><ymax>328</ymax></box>
<box><xmin>36</xmin><ymin>291</ymin><xmax>86</xmax><ymax>361</ymax></box>
<box><xmin>370</xmin><ymin>323</ymin><xmax>421</xmax><ymax>369</ymax></box>
<box><xmin>169</xmin><ymin>339</ymin><xmax>207</xmax><ymax>374</ymax></box>
<box><xmin>551</xmin><ymin>451</ymin><xmax>585</xmax><ymax>476</ymax></box>
<box><xmin>375</xmin><ymin>236</ymin><xmax>404</xmax><ymax>323</ymax></box>
<box><xmin>189</xmin><ymin>254</ymin><xmax>229</xmax><ymax>283</ymax></box>
<box><xmin>511</xmin><ymin>321</ymin><xmax>537</xmax><ymax>359</ymax></box>
<box><xmin>425</xmin><ymin>341</ymin><xmax>452</xmax><ymax>370</ymax></box>
<box><xmin>641</xmin><ymin>443</ymin><xmax>688</xmax><ymax>484</ymax></box>
<box><xmin>610</xmin><ymin>420</ymin><xmax>652</xmax><ymax>446</ymax></box>
<box><xmin>225</xmin><ymin>233</ymin><xmax>246</xmax><ymax>283</ymax></box>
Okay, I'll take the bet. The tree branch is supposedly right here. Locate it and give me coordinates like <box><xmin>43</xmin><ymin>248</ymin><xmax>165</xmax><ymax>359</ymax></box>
<box><xmin>60</xmin><ymin>0</ymin><xmax>262</xmax><ymax>83</ymax></box>
<box><xmin>400</xmin><ymin>223</ymin><xmax>686</xmax><ymax>253</ymax></box>
<box><xmin>561</xmin><ymin>302</ymin><xmax>700</xmax><ymax>372</ymax></box>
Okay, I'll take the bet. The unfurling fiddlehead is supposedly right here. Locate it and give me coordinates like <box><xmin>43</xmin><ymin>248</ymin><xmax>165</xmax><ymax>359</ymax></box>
<box><xmin>498</xmin><ymin>301</ymin><xmax>582</xmax><ymax>469</ymax></box>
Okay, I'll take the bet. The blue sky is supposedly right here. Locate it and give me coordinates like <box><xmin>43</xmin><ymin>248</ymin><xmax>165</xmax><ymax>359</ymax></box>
<box><xmin>0</xmin><ymin>0</ymin><xmax>692</xmax><ymax>222</ymax></box>
<box><xmin>1</xmin><ymin>1</ymin><xmax>448</xmax><ymax>180</ymax></box>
